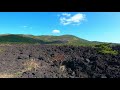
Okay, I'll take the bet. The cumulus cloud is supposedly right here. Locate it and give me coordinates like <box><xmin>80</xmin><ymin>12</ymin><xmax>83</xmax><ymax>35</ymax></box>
<box><xmin>52</xmin><ymin>30</ymin><xmax>60</xmax><ymax>34</ymax></box>
<box><xmin>62</xmin><ymin>13</ymin><xmax>71</xmax><ymax>17</ymax></box>
<box><xmin>59</xmin><ymin>13</ymin><xmax>86</xmax><ymax>25</ymax></box>
<box><xmin>58</xmin><ymin>13</ymin><xmax>71</xmax><ymax>17</ymax></box>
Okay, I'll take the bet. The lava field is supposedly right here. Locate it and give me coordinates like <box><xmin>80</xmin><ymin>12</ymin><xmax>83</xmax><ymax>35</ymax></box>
<box><xmin>0</xmin><ymin>44</ymin><xmax>120</xmax><ymax>78</ymax></box>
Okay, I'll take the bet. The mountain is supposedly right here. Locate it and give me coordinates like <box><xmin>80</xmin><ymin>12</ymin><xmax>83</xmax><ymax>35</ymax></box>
<box><xmin>0</xmin><ymin>34</ymin><xmax>117</xmax><ymax>46</ymax></box>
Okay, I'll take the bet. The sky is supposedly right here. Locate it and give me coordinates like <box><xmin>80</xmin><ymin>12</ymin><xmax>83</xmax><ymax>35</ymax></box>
<box><xmin>0</xmin><ymin>12</ymin><xmax>120</xmax><ymax>43</ymax></box>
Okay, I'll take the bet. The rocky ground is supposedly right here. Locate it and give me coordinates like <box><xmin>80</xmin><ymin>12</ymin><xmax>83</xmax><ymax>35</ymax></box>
<box><xmin>0</xmin><ymin>44</ymin><xmax>120</xmax><ymax>78</ymax></box>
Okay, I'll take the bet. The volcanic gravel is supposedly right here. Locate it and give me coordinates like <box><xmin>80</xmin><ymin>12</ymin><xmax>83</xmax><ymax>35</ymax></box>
<box><xmin>0</xmin><ymin>44</ymin><xmax>120</xmax><ymax>78</ymax></box>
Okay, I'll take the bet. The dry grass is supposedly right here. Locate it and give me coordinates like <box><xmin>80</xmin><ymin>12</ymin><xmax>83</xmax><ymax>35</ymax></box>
<box><xmin>23</xmin><ymin>59</ymin><xmax>40</xmax><ymax>72</ymax></box>
<box><xmin>0</xmin><ymin>44</ymin><xmax>11</xmax><ymax>46</ymax></box>
<box><xmin>13</xmin><ymin>59</ymin><xmax>40</xmax><ymax>77</ymax></box>
<box><xmin>0</xmin><ymin>73</ymin><xmax>15</xmax><ymax>78</ymax></box>
<box><xmin>0</xmin><ymin>59</ymin><xmax>40</xmax><ymax>78</ymax></box>
<box><xmin>0</xmin><ymin>48</ymin><xmax>6</xmax><ymax>53</ymax></box>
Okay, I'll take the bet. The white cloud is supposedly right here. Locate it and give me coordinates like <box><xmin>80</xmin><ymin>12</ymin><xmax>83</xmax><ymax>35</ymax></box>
<box><xmin>62</xmin><ymin>13</ymin><xmax>71</xmax><ymax>17</ymax></box>
<box><xmin>52</xmin><ymin>30</ymin><xmax>60</xmax><ymax>34</ymax></box>
<box><xmin>58</xmin><ymin>13</ymin><xmax>71</xmax><ymax>17</ymax></box>
<box><xmin>59</xmin><ymin>13</ymin><xmax>86</xmax><ymax>25</ymax></box>
<box><xmin>22</xmin><ymin>26</ymin><xmax>33</xmax><ymax>29</ymax></box>
<box><xmin>23</xmin><ymin>26</ymin><xmax>28</xmax><ymax>28</ymax></box>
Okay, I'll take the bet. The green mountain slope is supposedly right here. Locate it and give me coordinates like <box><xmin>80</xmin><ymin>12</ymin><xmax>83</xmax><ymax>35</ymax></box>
<box><xmin>0</xmin><ymin>34</ymin><xmax>45</xmax><ymax>44</ymax></box>
<box><xmin>0</xmin><ymin>34</ymin><xmax>117</xmax><ymax>46</ymax></box>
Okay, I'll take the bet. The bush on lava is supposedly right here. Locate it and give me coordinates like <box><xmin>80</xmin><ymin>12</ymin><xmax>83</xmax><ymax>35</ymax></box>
<box><xmin>95</xmin><ymin>43</ymin><xmax>118</xmax><ymax>55</ymax></box>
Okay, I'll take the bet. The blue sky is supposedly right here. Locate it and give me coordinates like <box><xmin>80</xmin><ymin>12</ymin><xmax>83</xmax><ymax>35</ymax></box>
<box><xmin>0</xmin><ymin>12</ymin><xmax>120</xmax><ymax>43</ymax></box>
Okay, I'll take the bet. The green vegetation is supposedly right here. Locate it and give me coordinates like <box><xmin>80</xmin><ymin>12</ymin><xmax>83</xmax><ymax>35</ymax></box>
<box><xmin>0</xmin><ymin>34</ymin><xmax>93</xmax><ymax>45</ymax></box>
<box><xmin>95</xmin><ymin>43</ymin><xmax>118</xmax><ymax>55</ymax></box>
<box><xmin>0</xmin><ymin>34</ymin><xmax>44</xmax><ymax>44</ymax></box>
<box><xmin>4</xmin><ymin>34</ymin><xmax>100</xmax><ymax>45</ymax></box>
<box><xmin>0</xmin><ymin>34</ymin><xmax>119</xmax><ymax>47</ymax></box>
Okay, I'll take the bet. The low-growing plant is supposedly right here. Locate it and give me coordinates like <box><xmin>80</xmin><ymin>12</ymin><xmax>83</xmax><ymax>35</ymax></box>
<box><xmin>0</xmin><ymin>73</ymin><xmax>15</xmax><ymax>78</ymax></box>
<box><xmin>95</xmin><ymin>43</ymin><xmax>118</xmax><ymax>55</ymax></box>
<box><xmin>0</xmin><ymin>48</ymin><xmax>5</xmax><ymax>53</ymax></box>
<box><xmin>99</xmin><ymin>49</ymin><xmax>118</xmax><ymax>55</ymax></box>
<box><xmin>23</xmin><ymin>59</ymin><xmax>40</xmax><ymax>71</ymax></box>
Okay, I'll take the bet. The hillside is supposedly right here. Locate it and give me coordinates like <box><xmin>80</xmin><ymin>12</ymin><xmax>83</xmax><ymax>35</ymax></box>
<box><xmin>0</xmin><ymin>34</ymin><xmax>120</xmax><ymax>78</ymax></box>
<box><xmin>0</xmin><ymin>34</ymin><xmax>106</xmax><ymax>46</ymax></box>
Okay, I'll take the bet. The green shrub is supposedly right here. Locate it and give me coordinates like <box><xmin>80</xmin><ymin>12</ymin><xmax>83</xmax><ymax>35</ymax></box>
<box><xmin>95</xmin><ymin>43</ymin><xmax>118</xmax><ymax>55</ymax></box>
<box><xmin>99</xmin><ymin>49</ymin><xmax>118</xmax><ymax>55</ymax></box>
